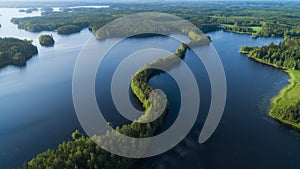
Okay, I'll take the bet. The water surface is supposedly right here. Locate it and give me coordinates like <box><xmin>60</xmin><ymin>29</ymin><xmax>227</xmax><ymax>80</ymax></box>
<box><xmin>141</xmin><ymin>31</ymin><xmax>299</xmax><ymax>169</ymax></box>
<box><xmin>0</xmin><ymin>8</ymin><xmax>299</xmax><ymax>169</ymax></box>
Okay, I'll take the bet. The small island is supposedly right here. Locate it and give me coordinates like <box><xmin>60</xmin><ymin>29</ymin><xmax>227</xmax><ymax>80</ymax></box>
<box><xmin>0</xmin><ymin>37</ymin><xmax>38</xmax><ymax>68</ymax></box>
<box><xmin>39</xmin><ymin>35</ymin><xmax>55</xmax><ymax>47</ymax></box>
<box><xmin>19</xmin><ymin>8</ymin><xmax>39</xmax><ymax>13</ymax></box>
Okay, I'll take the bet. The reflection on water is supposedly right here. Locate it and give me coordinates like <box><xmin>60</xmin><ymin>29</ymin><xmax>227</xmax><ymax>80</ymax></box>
<box><xmin>141</xmin><ymin>31</ymin><xmax>299</xmax><ymax>169</ymax></box>
<box><xmin>0</xmin><ymin>8</ymin><xmax>299</xmax><ymax>169</ymax></box>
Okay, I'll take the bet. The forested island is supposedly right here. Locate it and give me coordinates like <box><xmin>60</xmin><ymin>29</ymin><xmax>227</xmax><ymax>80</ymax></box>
<box><xmin>19</xmin><ymin>8</ymin><xmax>39</xmax><ymax>13</ymax></box>
<box><xmin>40</xmin><ymin>7</ymin><xmax>53</xmax><ymax>12</ymax></box>
<box><xmin>0</xmin><ymin>38</ymin><xmax>38</xmax><ymax>68</ymax></box>
<box><xmin>241</xmin><ymin>31</ymin><xmax>300</xmax><ymax>129</ymax></box>
<box><xmin>39</xmin><ymin>35</ymin><xmax>55</xmax><ymax>47</ymax></box>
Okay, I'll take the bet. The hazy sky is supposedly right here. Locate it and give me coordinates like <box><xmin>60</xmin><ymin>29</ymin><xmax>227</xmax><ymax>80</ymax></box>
<box><xmin>0</xmin><ymin>0</ymin><xmax>293</xmax><ymax>1</ymax></box>
<box><xmin>0</xmin><ymin>0</ymin><xmax>296</xmax><ymax>4</ymax></box>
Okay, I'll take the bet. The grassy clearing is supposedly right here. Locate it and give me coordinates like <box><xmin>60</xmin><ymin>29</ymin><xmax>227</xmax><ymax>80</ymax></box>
<box><xmin>269</xmin><ymin>70</ymin><xmax>300</xmax><ymax>128</ymax></box>
<box><xmin>251</xmin><ymin>26</ymin><xmax>262</xmax><ymax>33</ymax></box>
<box><xmin>221</xmin><ymin>24</ymin><xmax>234</xmax><ymax>27</ymax></box>
<box><xmin>221</xmin><ymin>24</ymin><xmax>262</xmax><ymax>35</ymax></box>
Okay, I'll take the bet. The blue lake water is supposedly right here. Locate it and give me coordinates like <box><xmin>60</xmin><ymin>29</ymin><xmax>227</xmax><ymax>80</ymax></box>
<box><xmin>0</xmin><ymin>8</ymin><xmax>299</xmax><ymax>169</ymax></box>
<box><xmin>141</xmin><ymin>31</ymin><xmax>299</xmax><ymax>169</ymax></box>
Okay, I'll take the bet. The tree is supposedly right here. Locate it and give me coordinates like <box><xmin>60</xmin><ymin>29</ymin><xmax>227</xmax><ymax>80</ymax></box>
<box><xmin>0</xmin><ymin>37</ymin><xmax>38</xmax><ymax>68</ymax></box>
<box><xmin>39</xmin><ymin>35</ymin><xmax>55</xmax><ymax>47</ymax></box>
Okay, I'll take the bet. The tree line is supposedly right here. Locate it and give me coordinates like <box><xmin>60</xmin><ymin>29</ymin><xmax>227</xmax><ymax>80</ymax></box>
<box><xmin>241</xmin><ymin>28</ymin><xmax>300</xmax><ymax>129</ymax></box>
<box><xmin>10</xmin><ymin>2</ymin><xmax>299</xmax><ymax>37</ymax></box>
<box><xmin>243</xmin><ymin>37</ymin><xmax>300</xmax><ymax>70</ymax></box>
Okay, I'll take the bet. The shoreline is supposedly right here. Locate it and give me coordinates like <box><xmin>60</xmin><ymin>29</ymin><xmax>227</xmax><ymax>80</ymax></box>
<box><xmin>246</xmin><ymin>55</ymin><xmax>300</xmax><ymax>129</ymax></box>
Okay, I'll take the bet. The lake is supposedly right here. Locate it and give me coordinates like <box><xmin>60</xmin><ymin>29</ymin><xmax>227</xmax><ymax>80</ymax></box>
<box><xmin>141</xmin><ymin>31</ymin><xmax>300</xmax><ymax>169</ymax></box>
<box><xmin>0</xmin><ymin>8</ymin><xmax>299</xmax><ymax>169</ymax></box>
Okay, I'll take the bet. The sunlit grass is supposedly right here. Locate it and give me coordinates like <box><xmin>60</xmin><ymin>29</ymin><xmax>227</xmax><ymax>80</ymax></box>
<box><xmin>243</xmin><ymin>53</ymin><xmax>300</xmax><ymax>129</ymax></box>
<box><xmin>251</xmin><ymin>26</ymin><xmax>262</xmax><ymax>33</ymax></box>
<box><xmin>269</xmin><ymin>70</ymin><xmax>300</xmax><ymax>128</ymax></box>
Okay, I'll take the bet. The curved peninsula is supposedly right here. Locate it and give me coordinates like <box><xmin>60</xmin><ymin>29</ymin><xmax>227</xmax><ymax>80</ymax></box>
<box><xmin>22</xmin><ymin>32</ymin><xmax>206</xmax><ymax>168</ymax></box>
<box><xmin>0</xmin><ymin>37</ymin><xmax>38</xmax><ymax>68</ymax></box>
<box><xmin>241</xmin><ymin>36</ymin><xmax>300</xmax><ymax>129</ymax></box>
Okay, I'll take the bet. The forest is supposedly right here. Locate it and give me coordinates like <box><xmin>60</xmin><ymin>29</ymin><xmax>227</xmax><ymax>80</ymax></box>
<box><xmin>243</xmin><ymin>37</ymin><xmax>300</xmax><ymax>69</ymax></box>
<box><xmin>241</xmin><ymin>27</ymin><xmax>300</xmax><ymax>129</ymax></box>
<box><xmin>0</xmin><ymin>38</ymin><xmax>38</xmax><ymax>68</ymax></box>
<box><xmin>11</xmin><ymin>12</ymin><xmax>92</xmax><ymax>35</ymax></box>
<box><xmin>274</xmin><ymin>99</ymin><xmax>300</xmax><ymax>125</ymax></box>
<box><xmin>10</xmin><ymin>1</ymin><xmax>300</xmax><ymax>38</ymax></box>
<box><xmin>39</xmin><ymin>35</ymin><xmax>55</xmax><ymax>47</ymax></box>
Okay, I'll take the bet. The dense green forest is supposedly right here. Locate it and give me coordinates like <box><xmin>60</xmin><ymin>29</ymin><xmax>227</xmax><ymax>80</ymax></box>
<box><xmin>24</xmin><ymin>131</ymin><xmax>136</xmax><ymax>169</ymax></box>
<box><xmin>10</xmin><ymin>1</ymin><xmax>300</xmax><ymax>37</ymax></box>
<box><xmin>11</xmin><ymin>12</ymin><xmax>89</xmax><ymax>34</ymax></box>
<box><xmin>0</xmin><ymin>38</ymin><xmax>38</xmax><ymax>68</ymax></box>
<box><xmin>242</xmin><ymin>37</ymin><xmax>300</xmax><ymax>69</ymax></box>
<box><xmin>39</xmin><ymin>35</ymin><xmax>55</xmax><ymax>47</ymax></box>
<box><xmin>241</xmin><ymin>30</ymin><xmax>300</xmax><ymax>129</ymax></box>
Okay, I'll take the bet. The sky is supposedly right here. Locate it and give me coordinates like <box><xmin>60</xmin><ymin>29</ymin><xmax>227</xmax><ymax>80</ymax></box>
<box><xmin>0</xmin><ymin>0</ymin><xmax>297</xmax><ymax>4</ymax></box>
<box><xmin>0</xmin><ymin>0</ymin><xmax>295</xmax><ymax>1</ymax></box>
